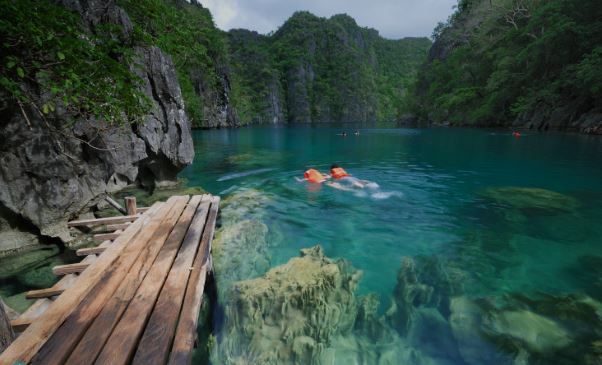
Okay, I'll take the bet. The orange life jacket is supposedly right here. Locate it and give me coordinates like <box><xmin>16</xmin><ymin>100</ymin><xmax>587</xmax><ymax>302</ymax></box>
<box><xmin>304</xmin><ymin>169</ymin><xmax>325</xmax><ymax>183</ymax></box>
<box><xmin>330</xmin><ymin>167</ymin><xmax>350</xmax><ymax>179</ymax></box>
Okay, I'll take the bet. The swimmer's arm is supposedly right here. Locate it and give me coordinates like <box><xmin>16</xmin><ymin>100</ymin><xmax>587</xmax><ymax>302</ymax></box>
<box><xmin>325</xmin><ymin>181</ymin><xmax>354</xmax><ymax>191</ymax></box>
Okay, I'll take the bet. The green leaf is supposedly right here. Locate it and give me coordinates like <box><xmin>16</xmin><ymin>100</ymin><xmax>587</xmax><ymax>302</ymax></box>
<box><xmin>16</xmin><ymin>67</ymin><xmax>25</xmax><ymax>78</ymax></box>
<box><xmin>7</xmin><ymin>60</ymin><xmax>16</xmax><ymax>69</ymax></box>
<box><xmin>57</xmin><ymin>51</ymin><xmax>65</xmax><ymax>60</ymax></box>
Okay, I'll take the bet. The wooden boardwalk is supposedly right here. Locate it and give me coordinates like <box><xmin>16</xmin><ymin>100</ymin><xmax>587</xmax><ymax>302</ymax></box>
<box><xmin>1</xmin><ymin>194</ymin><xmax>219</xmax><ymax>365</ymax></box>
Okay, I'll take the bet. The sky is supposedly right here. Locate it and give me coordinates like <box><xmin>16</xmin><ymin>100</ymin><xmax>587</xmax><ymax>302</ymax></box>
<box><xmin>199</xmin><ymin>0</ymin><xmax>458</xmax><ymax>39</ymax></box>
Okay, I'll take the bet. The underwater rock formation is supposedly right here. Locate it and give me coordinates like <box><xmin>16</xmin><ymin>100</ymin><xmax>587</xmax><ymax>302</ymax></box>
<box><xmin>483</xmin><ymin>187</ymin><xmax>579</xmax><ymax>213</ymax></box>
<box><xmin>212</xmin><ymin>189</ymin><xmax>274</xmax><ymax>296</ymax></box>
<box><xmin>214</xmin><ymin>245</ymin><xmax>362</xmax><ymax>365</ymax></box>
<box><xmin>386</xmin><ymin>256</ymin><xmax>466</xmax><ymax>335</ymax></box>
<box><xmin>450</xmin><ymin>294</ymin><xmax>602</xmax><ymax>365</ymax></box>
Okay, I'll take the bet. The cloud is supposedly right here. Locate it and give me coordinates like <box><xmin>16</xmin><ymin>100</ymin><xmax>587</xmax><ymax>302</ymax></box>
<box><xmin>198</xmin><ymin>0</ymin><xmax>457</xmax><ymax>39</ymax></box>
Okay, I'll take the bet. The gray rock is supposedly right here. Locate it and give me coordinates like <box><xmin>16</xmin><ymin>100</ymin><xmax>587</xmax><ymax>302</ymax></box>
<box><xmin>0</xmin><ymin>0</ymin><xmax>193</xmax><ymax>253</ymax></box>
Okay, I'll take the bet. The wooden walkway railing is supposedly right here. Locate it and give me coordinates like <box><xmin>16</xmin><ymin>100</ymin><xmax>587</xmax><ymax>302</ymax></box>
<box><xmin>0</xmin><ymin>194</ymin><xmax>219</xmax><ymax>365</ymax></box>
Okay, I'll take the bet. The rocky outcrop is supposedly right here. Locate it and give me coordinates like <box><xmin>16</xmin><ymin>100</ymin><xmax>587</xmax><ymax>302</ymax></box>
<box><xmin>228</xmin><ymin>13</ymin><xmax>431</xmax><ymax>125</ymax></box>
<box><xmin>213</xmin><ymin>246</ymin><xmax>362</xmax><ymax>364</ymax></box>
<box><xmin>0</xmin><ymin>0</ymin><xmax>193</xmax><ymax>254</ymax></box>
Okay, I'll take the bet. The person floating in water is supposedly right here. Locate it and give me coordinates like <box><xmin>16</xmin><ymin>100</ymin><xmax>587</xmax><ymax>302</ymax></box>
<box><xmin>303</xmin><ymin>165</ymin><xmax>377</xmax><ymax>191</ymax></box>
<box><xmin>354</xmin><ymin>130</ymin><xmax>360</xmax><ymax>136</ymax></box>
<box><xmin>336</xmin><ymin>131</ymin><xmax>347</xmax><ymax>136</ymax></box>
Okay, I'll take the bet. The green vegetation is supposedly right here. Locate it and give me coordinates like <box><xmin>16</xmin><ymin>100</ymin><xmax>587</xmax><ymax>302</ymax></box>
<box><xmin>0</xmin><ymin>0</ymin><xmax>150</xmax><ymax>125</ymax></box>
<box><xmin>410</xmin><ymin>0</ymin><xmax>602</xmax><ymax>127</ymax></box>
<box><xmin>117</xmin><ymin>0</ymin><xmax>230</xmax><ymax>127</ymax></box>
<box><xmin>228</xmin><ymin>12</ymin><xmax>431</xmax><ymax>124</ymax></box>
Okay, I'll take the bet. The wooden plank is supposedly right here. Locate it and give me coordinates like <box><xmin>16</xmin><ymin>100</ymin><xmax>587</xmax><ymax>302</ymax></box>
<box><xmin>67</xmin><ymin>214</ymin><xmax>139</xmax><ymax>227</ymax></box>
<box><xmin>105</xmin><ymin>222</ymin><xmax>130</xmax><ymax>231</ymax></box>
<box><xmin>168</xmin><ymin>196</ymin><xmax>220</xmax><ymax>365</ymax></box>
<box><xmin>0</xmin><ymin>202</ymin><xmax>164</xmax><ymax>365</ymax></box>
<box><xmin>64</xmin><ymin>195</ymin><xmax>205</xmax><ymax>365</ymax></box>
<box><xmin>93</xmin><ymin>232</ymin><xmax>120</xmax><ymax>241</ymax></box>
<box><xmin>94</xmin><ymin>196</ymin><xmax>212</xmax><ymax>365</ymax></box>
<box><xmin>105</xmin><ymin>196</ymin><xmax>127</xmax><ymax>215</ymax></box>
<box><xmin>137</xmin><ymin>207</ymin><xmax>150</xmax><ymax>214</ymax></box>
<box><xmin>125</xmin><ymin>196</ymin><xmax>137</xmax><ymax>216</ymax></box>
<box><xmin>133</xmin><ymin>196</ymin><xmax>218</xmax><ymax>365</ymax></box>
<box><xmin>75</xmin><ymin>246</ymin><xmax>106</xmax><ymax>256</ymax></box>
<box><xmin>10</xmin><ymin>299</ymin><xmax>52</xmax><ymax>332</ymax></box>
<box><xmin>52</xmin><ymin>262</ymin><xmax>90</xmax><ymax>276</ymax></box>
<box><xmin>29</xmin><ymin>197</ymin><xmax>189</xmax><ymax>365</ymax></box>
<box><xmin>25</xmin><ymin>288</ymin><xmax>64</xmax><ymax>300</ymax></box>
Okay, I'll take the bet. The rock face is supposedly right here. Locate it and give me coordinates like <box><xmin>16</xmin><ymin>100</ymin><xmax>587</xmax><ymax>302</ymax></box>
<box><xmin>0</xmin><ymin>0</ymin><xmax>193</xmax><ymax>253</ymax></box>
<box><xmin>214</xmin><ymin>246</ymin><xmax>362</xmax><ymax>364</ymax></box>
<box><xmin>227</xmin><ymin>13</ymin><xmax>431</xmax><ymax>125</ymax></box>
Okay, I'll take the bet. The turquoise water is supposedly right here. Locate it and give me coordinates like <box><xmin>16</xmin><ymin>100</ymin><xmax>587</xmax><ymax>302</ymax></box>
<box><xmin>181</xmin><ymin>126</ymin><xmax>602</xmax><ymax>364</ymax></box>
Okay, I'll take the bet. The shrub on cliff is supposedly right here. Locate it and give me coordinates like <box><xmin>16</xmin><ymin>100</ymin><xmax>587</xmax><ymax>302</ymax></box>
<box><xmin>0</xmin><ymin>0</ymin><xmax>150</xmax><ymax>126</ymax></box>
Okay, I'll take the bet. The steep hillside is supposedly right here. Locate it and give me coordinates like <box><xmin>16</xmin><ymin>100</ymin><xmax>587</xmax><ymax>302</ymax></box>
<box><xmin>228</xmin><ymin>12</ymin><xmax>431</xmax><ymax>124</ymax></box>
<box><xmin>411</xmin><ymin>0</ymin><xmax>602</xmax><ymax>133</ymax></box>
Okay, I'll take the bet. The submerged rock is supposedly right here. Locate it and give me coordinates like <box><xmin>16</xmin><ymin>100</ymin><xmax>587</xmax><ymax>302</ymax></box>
<box><xmin>386</xmin><ymin>256</ymin><xmax>466</xmax><ymax>335</ymax></box>
<box><xmin>450</xmin><ymin>294</ymin><xmax>602</xmax><ymax>365</ymax></box>
<box><xmin>213</xmin><ymin>245</ymin><xmax>362</xmax><ymax>365</ymax></box>
<box><xmin>483</xmin><ymin>187</ymin><xmax>579</xmax><ymax>213</ymax></box>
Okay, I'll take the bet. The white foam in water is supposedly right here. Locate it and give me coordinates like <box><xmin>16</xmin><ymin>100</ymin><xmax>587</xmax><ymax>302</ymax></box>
<box><xmin>219</xmin><ymin>185</ymin><xmax>240</xmax><ymax>195</ymax></box>
<box><xmin>370</xmin><ymin>191</ymin><xmax>404</xmax><ymax>200</ymax></box>
<box><xmin>365</xmin><ymin>182</ymin><xmax>380</xmax><ymax>190</ymax></box>
<box><xmin>217</xmin><ymin>168</ymin><xmax>274</xmax><ymax>181</ymax></box>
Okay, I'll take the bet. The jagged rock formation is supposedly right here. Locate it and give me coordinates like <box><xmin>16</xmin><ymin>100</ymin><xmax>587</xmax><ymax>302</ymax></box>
<box><xmin>213</xmin><ymin>246</ymin><xmax>362</xmax><ymax>364</ymax></box>
<box><xmin>0</xmin><ymin>0</ymin><xmax>193</xmax><ymax>254</ymax></box>
<box><xmin>228</xmin><ymin>13</ymin><xmax>431</xmax><ymax>124</ymax></box>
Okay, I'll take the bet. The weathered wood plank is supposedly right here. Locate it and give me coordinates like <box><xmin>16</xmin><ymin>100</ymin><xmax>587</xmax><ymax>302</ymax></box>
<box><xmin>93</xmin><ymin>232</ymin><xmax>120</xmax><ymax>242</ymax></box>
<box><xmin>25</xmin><ymin>288</ymin><xmax>64</xmax><ymax>300</ymax></box>
<box><xmin>75</xmin><ymin>246</ymin><xmax>106</xmax><ymax>256</ymax></box>
<box><xmin>67</xmin><ymin>214</ymin><xmax>139</xmax><ymax>227</ymax></box>
<box><xmin>10</xmin><ymin>299</ymin><xmax>52</xmax><ymax>333</ymax></box>
<box><xmin>95</xmin><ymin>196</ymin><xmax>212</xmax><ymax>365</ymax></box>
<box><xmin>168</xmin><ymin>196</ymin><xmax>220</xmax><ymax>365</ymax></box>
<box><xmin>0</xmin><ymin>202</ymin><xmax>164</xmax><ymax>365</ymax></box>
<box><xmin>134</xmin><ymin>196</ymin><xmax>218</xmax><ymax>365</ymax></box>
<box><xmin>29</xmin><ymin>197</ymin><xmax>189</xmax><ymax>365</ymax></box>
<box><xmin>64</xmin><ymin>195</ymin><xmax>205</xmax><ymax>365</ymax></box>
<box><xmin>105</xmin><ymin>222</ymin><xmax>131</xmax><ymax>231</ymax></box>
<box><xmin>52</xmin><ymin>262</ymin><xmax>90</xmax><ymax>276</ymax></box>
<box><xmin>137</xmin><ymin>207</ymin><xmax>150</xmax><ymax>214</ymax></box>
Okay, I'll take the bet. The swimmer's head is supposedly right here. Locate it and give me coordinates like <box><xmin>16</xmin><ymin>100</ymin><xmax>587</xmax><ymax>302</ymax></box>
<box><xmin>330</xmin><ymin>164</ymin><xmax>340</xmax><ymax>170</ymax></box>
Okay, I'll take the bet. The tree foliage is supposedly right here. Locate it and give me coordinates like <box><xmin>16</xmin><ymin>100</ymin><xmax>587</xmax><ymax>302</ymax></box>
<box><xmin>0</xmin><ymin>0</ymin><xmax>150</xmax><ymax>126</ymax></box>
<box><xmin>410</xmin><ymin>0</ymin><xmax>602</xmax><ymax>126</ymax></box>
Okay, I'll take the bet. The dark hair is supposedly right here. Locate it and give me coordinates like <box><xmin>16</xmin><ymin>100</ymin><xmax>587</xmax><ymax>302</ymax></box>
<box><xmin>330</xmin><ymin>164</ymin><xmax>339</xmax><ymax>169</ymax></box>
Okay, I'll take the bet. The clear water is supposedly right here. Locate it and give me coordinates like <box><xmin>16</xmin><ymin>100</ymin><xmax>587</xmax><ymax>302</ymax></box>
<box><xmin>180</xmin><ymin>126</ymin><xmax>602</xmax><ymax>364</ymax></box>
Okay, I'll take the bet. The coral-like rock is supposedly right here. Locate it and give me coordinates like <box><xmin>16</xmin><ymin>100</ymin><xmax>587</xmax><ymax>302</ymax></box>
<box><xmin>214</xmin><ymin>245</ymin><xmax>362</xmax><ymax>365</ymax></box>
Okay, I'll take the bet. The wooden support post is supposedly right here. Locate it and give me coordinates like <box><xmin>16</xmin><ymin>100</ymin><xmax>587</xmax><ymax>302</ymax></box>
<box><xmin>52</xmin><ymin>263</ymin><xmax>90</xmax><ymax>276</ymax></box>
<box><xmin>105</xmin><ymin>196</ymin><xmax>127</xmax><ymax>215</ymax></box>
<box><xmin>76</xmin><ymin>247</ymin><xmax>106</xmax><ymax>256</ymax></box>
<box><xmin>93</xmin><ymin>232</ymin><xmax>120</xmax><ymax>242</ymax></box>
<box><xmin>125</xmin><ymin>197</ymin><xmax>137</xmax><ymax>216</ymax></box>
<box><xmin>0</xmin><ymin>299</ymin><xmax>15</xmax><ymax>352</ymax></box>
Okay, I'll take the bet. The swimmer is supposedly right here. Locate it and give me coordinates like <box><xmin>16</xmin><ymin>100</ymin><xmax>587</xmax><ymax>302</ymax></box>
<box><xmin>336</xmin><ymin>131</ymin><xmax>348</xmax><ymax>137</ymax></box>
<box><xmin>303</xmin><ymin>168</ymin><xmax>330</xmax><ymax>183</ymax></box>
<box><xmin>354</xmin><ymin>130</ymin><xmax>360</xmax><ymax>136</ymax></box>
<box><xmin>326</xmin><ymin>164</ymin><xmax>376</xmax><ymax>190</ymax></box>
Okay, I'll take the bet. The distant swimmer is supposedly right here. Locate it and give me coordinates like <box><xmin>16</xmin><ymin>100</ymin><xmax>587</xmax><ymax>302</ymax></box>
<box><xmin>512</xmin><ymin>131</ymin><xmax>521</xmax><ymax>138</ymax></box>
<box><xmin>354</xmin><ymin>130</ymin><xmax>360</xmax><ymax>136</ymax></box>
<box><xmin>336</xmin><ymin>131</ymin><xmax>348</xmax><ymax>137</ymax></box>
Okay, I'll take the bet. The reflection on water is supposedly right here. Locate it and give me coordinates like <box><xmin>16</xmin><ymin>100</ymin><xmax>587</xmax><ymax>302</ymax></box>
<box><xmin>180</xmin><ymin>126</ymin><xmax>602</xmax><ymax>364</ymax></box>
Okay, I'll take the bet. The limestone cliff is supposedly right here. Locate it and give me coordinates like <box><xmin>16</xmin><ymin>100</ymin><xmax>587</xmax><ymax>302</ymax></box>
<box><xmin>0</xmin><ymin>0</ymin><xmax>193</xmax><ymax>254</ymax></box>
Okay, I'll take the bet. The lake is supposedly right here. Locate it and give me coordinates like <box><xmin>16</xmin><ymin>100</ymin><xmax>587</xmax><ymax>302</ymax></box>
<box><xmin>182</xmin><ymin>126</ymin><xmax>602</xmax><ymax>365</ymax></box>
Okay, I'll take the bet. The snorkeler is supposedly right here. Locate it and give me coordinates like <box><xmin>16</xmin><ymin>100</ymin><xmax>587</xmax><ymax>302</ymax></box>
<box><xmin>302</xmin><ymin>165</ymin><xmax>379</xmax><ymax>192</ymax></box>
<box><xmin>326</xmin><ymin>164</ymin><xmax>377</xmax><ymax>190</ymax></box>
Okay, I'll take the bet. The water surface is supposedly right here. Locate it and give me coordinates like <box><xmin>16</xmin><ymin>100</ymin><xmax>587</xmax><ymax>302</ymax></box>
<box><xmin>181</xmin><ymin>126</ymin><xmax>602</xmax><ymax>364</ymax></box>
